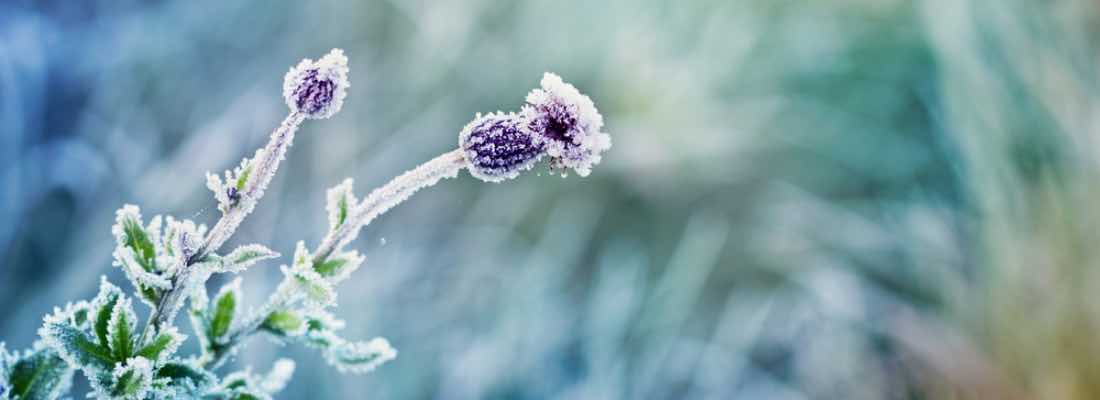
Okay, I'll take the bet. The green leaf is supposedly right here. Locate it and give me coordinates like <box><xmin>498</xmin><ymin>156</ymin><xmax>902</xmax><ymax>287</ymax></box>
<box><xmin>325</xmin><ymin>179</ymin><xmax>357</xmax><ymax>231</ymax></box>
<box><xmin>68</xmin><ymin>302</ymin><xmax>91</xmax><ymax>328</ymax></box>
<box><xmin>5</xmin><ymin>348</ymin><xmax>73</xmax><ymax>400</ymax></box>
<box><xmin>107</xmin><ymin>358</ymin><xmax>152</xmax><ymax>400</ymax></box>
<box><xmin>228</xmin><ymin>390</ymin><xmax>268</xmax><ymax>400</ymax></box>
<box><xmin>235</xmin><ymin>163</ymin><xmax>253</xmax><ymax>191</ymax></box>
<box><xmin>41</xmin><ymin>321</ymin><xmax>115</xmax><ymax>368</ymax></box>
<box><xmin>138</xmin><ymin>284</ymin><xmax>161</xmax><ymax>307</ymax></box>
<box><xmin>313</xmin><ymin>258</ymin><xmax>347</xmax><ymax>277</ymax></box>
<box><xmin>282</xmin><ymin>262</ymin><xmax>335</xmax><ymax>309</ymax></box>
<box><xmin>91</xmin><ymin>280</ymin><xmax>124</xmax><ymax>349</ymax></box>
<box><xmin>209</xmin><ymin>279</ymin><xmax>241</xmax><ymax>339</ymax></box>
<box><xmin>312</xmin><ymin>251</ymin><xmax>363</xmax><ymax>284</ymax></box>
<box><xmin>261</xmin><ymin>310</ymin><xmax>304</xmax><ymax>337</ymax></box>
<box><xmin>324</xmin><ymin>338</ymin><xmax>396</xmax><ymax>374</ymax></box>
<box><xmin>217</xmin><ymin>245</ymin><xmax>279</xmax><ymax>274</ymax></box>
<box><xmin>135</xmin><ymin>327</ymin><xmax>184</xmax><ymax>364</ymax></box>
<box><xmin>107</xmin><ymin>297</ymin><xmax>137</xmax><ymax>361</ymax></box>
<box><xmin>155</xmin><ymin>361</ymin><xmax>215</xmax><ymax>395</ymax></box>
<box><xmin>116</xmin><ymin>206</ymin><xmax>157</xmax><ymax>272</ymax></box>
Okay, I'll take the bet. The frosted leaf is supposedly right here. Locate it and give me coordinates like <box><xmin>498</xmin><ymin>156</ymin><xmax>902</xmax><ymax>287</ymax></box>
<box><xmin>114</xmin><ymin>248</ymin><xmax>171</xmax><ymax>291</ymax></box>
<box><xmin>106</xmin><ymin>296</ymin><xmax>138</xmax><ymax>361</ymax></box>
<box><xmin>206</xmin><ymin>172</ymin><xmax>231</xmax><ymax>214</ymax></box>
<box><xmin>209</xmin><ymin>278</ymin><xmax>243</xmax><ymax>341</ymax></box>
<box><xmin>135</xmin><ymin>326</ymin><xmax>185</xmax><ymax>365</ymax></box>
<box><xmin>39</xmin><ymin>309</ymin><xmax>114</xmax><ymax>369</ymax></box>
<box><xmin>304</xmin><ymin>309</ymin><xmax>346</xmax><ymax>332</ymax></box>
<box><xmin>325</xmin><ymin>178</ymin><xmax>358</xmax><ymax>231</ymax></box>
<box><xmin>283</xmin><ymin>48</ymin><xmax>350</xmax><ymax>119</ymax></box>
<box><xmin>261</xmin><ymin>309</ymin><xmax>307</xmax><ymax>338</ymax></box>
<box><xmin>64</xmin><ymin>300</ymin><xmax>93</xmax><ymax>329</ymax></box>
<box><xmin>302</xmin><ymin>329</ymin><xmax>342</xmax><ymax>350</ymax></box>
<box><xmin>213</xmin><ymin>368</ymin><xmax>277</xmax><ymax>400</ymax></box>
<box><xmin>281</xmin><ymin>265</ymin><xmax>336</xmax><ymax>309</ymax></box>
<box><xmin>189</xmin><ymin>278</ymin><xmax>210</xmax><ymax>313</ymax></box>
<box><xmin>259</xmin><ymin>359</ymin><xmax>295</xmax><ymax>394</ymax></box>
<box><xmin>1</xmin><ymin>345</ymin><xmax>73</xmax><ymax>400</ymax></box>
<box><xmin>324</xmin><ymin>337</ymin><xmax>396</xmax><ymax>374</ymax></box>
<box><xmin>313</xmin><ymin>250</ymin><xmax>364</xmax><ymax>285</ymax></box>
<box><xmin>291</xmin><ymin>241</ymin><xmax>312</xmax><ymax>271</ymax></box>
<box><xmin>112</xmin><ymin>205</ymin><xmax>158</xmax><ymax>273</ymax></box>
<box><xmin>520</xmin><ymin>72</ymin><xmax>611</xmax><ymax>177</ymax></box>
<box><xmin>102</xmin><ymin>357</ymin><xmax>153</xmax><ymax>400</ymax></box>
<box><xmin>89</xmin><ymin>277</ymin><xmax>125</xmax><ymax>350</ymax></box>
<box><xmin>215</xmin><ymin>244</ymin><xmax>280</xmax><ymax>274</ymax></box>
<box><xmin>153</xmin><ymin>360</ymin><xmax>216</xmax><ymax>397</ymax></box>
<box><xmin>165</xmin><ymin>217</ymin><xmax>205</xmax><ymax>268</ymax></box>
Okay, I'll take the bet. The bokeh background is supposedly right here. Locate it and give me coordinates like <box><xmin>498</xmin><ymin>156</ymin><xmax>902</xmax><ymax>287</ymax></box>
<box><xmin>3</xmin><ymin>0</ymin><xmax>1100</xmax><ymax>398</ymax></box>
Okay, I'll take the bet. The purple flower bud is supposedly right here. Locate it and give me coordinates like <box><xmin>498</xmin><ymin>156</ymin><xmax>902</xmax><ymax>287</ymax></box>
<box><xmin>520</xmin><ymin>73</ymin><xmax>611</xmax><ymax>177</ymax></box>
<box><xmin>283</xmin><ymin>49</ymin><xmax>350</xmax><ymax>119</ymax></box>
<box><xmin>459</xmin><ymin>112</ymin><xmax>544</xmax><ymax>182</ymax></box>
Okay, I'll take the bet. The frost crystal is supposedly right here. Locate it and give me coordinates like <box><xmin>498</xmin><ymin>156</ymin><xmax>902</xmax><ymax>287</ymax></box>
<box><xmin>259</xmin><ymin>359</ymin><xmax>295</xmax><ymax>394</ymax></box>
<box><xmin>460</xmin><ymin>112</ymin><xmax>544</xmax><ymax>182</ymax></box>
<box><xmin>520</xmin><ymin>72</ymin><xmax>611</xmax><ymax>177</ymax></box>
<box><xmin>283</xmin><ymin>48</ymin><xmax>350</xmax><ymax>119</ymax></box>
<box><xmin>324</xmin><ymin>337</ymin><xmax>397</xmax><ymax>374</ymax></box>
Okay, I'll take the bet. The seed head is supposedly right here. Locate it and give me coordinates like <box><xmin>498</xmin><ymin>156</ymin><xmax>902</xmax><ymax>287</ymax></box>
<box><xmin>520</xmin><ymin>73</ymin><xmax>611</xmax><ymax>177</ymax></box>
<box><xmin>284</xmin><ymin>48</ymin><xmax>350</xmax><ymax>119</ymax></box>
<box><xmin>460</xmin><ymin>112</ymin><xmax>544</xmax><ymax>182</ymax></box>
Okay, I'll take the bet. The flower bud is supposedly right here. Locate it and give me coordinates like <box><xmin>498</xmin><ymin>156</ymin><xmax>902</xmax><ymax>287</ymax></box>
<box><xmin>283</xmin><ymin>49</ymin><xmax>350</xmax><ymax>119</ymax></box>
<box><xmin>520</xmin><ymin>73</ymin><xmax>611</xmax><ymax>177</ymax></box>
<box><xmin>459</xmin><ymin>112</ymin><xmax>544</xmax><ymax>182</ymax></box>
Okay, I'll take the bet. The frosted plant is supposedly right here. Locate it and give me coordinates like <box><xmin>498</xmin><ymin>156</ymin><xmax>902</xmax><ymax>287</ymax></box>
<box><xmin>0</xmin><ymin>47</ymin><xmax>609</xmax><ymax>399</ymax></box>
<box><xmin>521</xmin><ymin>72</ymin><xmax>611</xmax><ymax>177</ymax></box>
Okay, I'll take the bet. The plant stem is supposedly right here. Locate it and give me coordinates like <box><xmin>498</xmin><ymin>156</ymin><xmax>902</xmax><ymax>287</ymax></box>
<box><xmin>202</xmin><ymin>149</ymin><xmax>468</xmax><ymax>369</ymax></box>
<box><xmin>142</xmin><ymin>112</ymin><xmax>305</xmax><ymax>341</ymax></box>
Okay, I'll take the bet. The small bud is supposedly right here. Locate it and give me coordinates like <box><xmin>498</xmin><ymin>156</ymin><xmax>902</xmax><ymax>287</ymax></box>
<box><xmin>283</xmin><ymin>48</ymin><xmax>350</xmax><ymax>119</ymax></box>
<box><xmin>520</xmin><ymin>73</ymin><xmax>611</xmax><ymax>177</ymax></box>
<box><xmin>459</xmin><ymin>112</ymin><xmax>544</xmax><ymax>182</ymax></box>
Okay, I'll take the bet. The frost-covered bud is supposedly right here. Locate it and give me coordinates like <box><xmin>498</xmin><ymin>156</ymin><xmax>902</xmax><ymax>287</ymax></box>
<box><xmin>520</xmin><ymin>72</ymin><xmax>611</xmax><ymax>177</ymax></box>
<box><xmin>459</xmin><ymin>112</ymin><xmax>544</xmax><ymax>182</ymax></box>
<box><xmin>283</xmin><ymin>48</ymin><xmax>350</xmax><ymax>119</ymax></box>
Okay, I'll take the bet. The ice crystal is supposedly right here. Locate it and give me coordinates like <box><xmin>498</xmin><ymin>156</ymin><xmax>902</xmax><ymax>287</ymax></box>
<box><xmin>324</xmin><ymin>337</ymin><xmax>396</xmax><ymax>374</ymax></box>
<box><xmin>259</xmin><ymin>358</ymin><xmax>295</xmax><ymax>394</ymax></box>
<box><xmin>459</xmin><ymin>112</ymin><xmax>544</xmax><ymax>182</ymax></box>
<box><xmin>520</xmin><ymin>72</ymin><xmax>611</xmax><ymax>177</ymax></box>
<box><xmin>283</xmin><ymin>48</ymin><xmax>350</xmax><ymax>119</ymax></box>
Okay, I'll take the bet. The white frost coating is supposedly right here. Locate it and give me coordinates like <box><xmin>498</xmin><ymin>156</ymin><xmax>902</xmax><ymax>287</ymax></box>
<box><xmin>109</xmin><ymin>357</ymin><xmax>154</xmax><ymax>400</ymax></box>
<box><xmin>143</xmin><ymin>325</ymin><xmax>186</xmax><ymax>365</ymax></box>
<box><xmin>324</xmin><ymin>337</ymin><xmax>397</xmax><ymax>374</ymax></box>
<box><xmin>521</xmin><ymin>72</ymin><xmax>612</xmax><ymax>177</ymax></box>
<box><xmin>305</xmin><ymin>309</ymin><xmax>346</xmax><ymax>331</ymax></box>
<box><xmin>217</xmin><ymin>244</ymin><xmax>280</xmax><ymax>274</ymax></box>
<box><xmin>283</xmin><ymin>48</ymin><xmax>350</xmax><ymax>119</ymax></box>
<box><xmin>202</xmin><ymin>112</ymin><xmax>305</xmax><ymax>259</ymax></box>
<box><xmin>325</xmin><ymin>178</ymin><xmax>358</xmax><ymax>231</ymax></box>
<box><xmin>320</xmin><ymin>250</ymin><xmax>365</xmax><ymax>285</ymax></box>
<box><xmin>106</xmin><ymin>296</ymin><xmax>137</xmax><ymax>355</ymax></box>
<box><xmin>0</xmin><ymin>343</ymin><xmax>9</xmax><ymax>395</ymax></box>
<box><xmin>313</xmin><ymin>149</ymin><xmax>467</xmax><ymax>263</ymax></box>
<box><xmin>114</xmin><ymin>247</ymin><xmax>172</xmax><ymax>291</ymax></box>
<box><xmin>281</xmin><ymin>264</ymin><xmax>336</xmax><ymax>309</ymax></box>
<box><xmin>260</xmin><ymin>358</ymin><xmax>295</xmax><ymax>394</ymax></box>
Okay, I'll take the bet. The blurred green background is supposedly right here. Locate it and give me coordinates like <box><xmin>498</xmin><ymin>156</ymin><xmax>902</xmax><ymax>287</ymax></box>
<box><xmin>2</xmin><ymin>0</ymin><xmax>1099</xmax><ymax>398</ymax></box>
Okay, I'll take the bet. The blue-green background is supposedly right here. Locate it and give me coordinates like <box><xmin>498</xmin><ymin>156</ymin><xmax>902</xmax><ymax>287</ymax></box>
<box><xmin>3</xmin><ymin>1</ymin><xmax>1099</xmax><ymax>398</ymax></box>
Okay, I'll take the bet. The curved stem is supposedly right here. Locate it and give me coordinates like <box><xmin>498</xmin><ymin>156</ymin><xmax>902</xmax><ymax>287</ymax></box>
<box><xmin>142</xmin><ymin>112</ymin><xmax>305</xmax><ymax>340</ymax></box>
<box><xmin>202</xmin><ymin>149</ymin><xmax>468</xmax><ymax>369</ymax></box>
